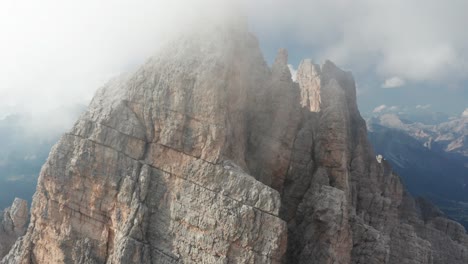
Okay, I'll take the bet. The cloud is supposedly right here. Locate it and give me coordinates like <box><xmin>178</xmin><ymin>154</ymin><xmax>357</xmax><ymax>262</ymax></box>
<box><xmin>416</xmin><ymin>104</ymin><xmax>432</xmax><ymax>110</ymax></box>
<box><xmin>248</xmin><ymin>0</ymin><xmax>468</xmax><ymax>83</ymax></box>
<box><xmin>288</xmin><ymin>64</ymin><xmax>298</xmax><ymax>82</ymax></box>
<box><xmin>372</xmin><ymin>105</ymin><xmax>399</xmax><ymax>113</ymax></box>
<box><xmin>382</xmin><ymin>77</ymin><xmax>406</xmax><ymax>88</ymax></box>
<box><xmin>5</xmin><ymin>175</ymin><xmax>26</xmax><ymax>182</ymax></box>
<box><xmin>373</xmin><ymin>105</ymin><xmax>387</xmax><ymax>113</ymax></box>
<box><xmin>23</xmin><ymin>154</ymin><xmax>37</xmax><ymax>161</ymax></box>
<box><xmin>462</xmin><ymin>108</ymin><xmax>468</xmax><ymax>117</ymax></box>
<box><xmin>0</xmin><ymin>0</ymin><xmax>240</xmax><ymax>117</ymax></box>
<box><xmin>1</xmin><ymin>0</ymin><xmax>468</xmax><ymax>131</ymax></box>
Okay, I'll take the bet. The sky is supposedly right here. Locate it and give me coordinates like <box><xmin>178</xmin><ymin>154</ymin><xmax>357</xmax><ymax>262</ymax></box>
<box><xmin>1</xmin><ymin>0</ymin><xmax>467</xmax><ymax>134</ymax></box>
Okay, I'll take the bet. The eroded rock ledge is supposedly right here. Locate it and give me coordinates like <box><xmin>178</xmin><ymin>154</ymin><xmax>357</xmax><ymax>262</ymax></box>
<box><xmin>3</xmin><ymin>21</ymin><xmax>468</xmax><ymax>264</ymax></box>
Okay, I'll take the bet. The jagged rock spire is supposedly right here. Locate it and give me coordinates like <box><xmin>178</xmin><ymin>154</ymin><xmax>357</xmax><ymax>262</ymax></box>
<box><xmin>297</xmin><ymin>59</ymin><xmax>322</xmax><ymax>112</ymax></box>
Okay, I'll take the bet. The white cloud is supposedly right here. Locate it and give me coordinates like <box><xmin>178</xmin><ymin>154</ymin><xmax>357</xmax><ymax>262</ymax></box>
<box><xmin>1</xmin><ymin>0</ymin><xmax>468</xmax><ymax>127</ymax></box>
<box><xmin>0</xmin><ymin>0</ymin><xmax>240</xmax><ymax>117</ymax></box>
<box><xmin>6</xmin><ymin>175</ymin><xmax>26</xmax><ymax>182</ymax></box>
<box><xmin>373</xmin><ymin>105</ymin><xmax>387</xmax><ymax>113</ymax></box>
<box><xmin>288</xmin><ymin>64</ymin><xmax>298</xmax><ymax>82</ymax></box>
<box><xmin>416</xmin><ymin>104</ymin><xmax>432</xmax><ymax>110</ymax></box>
<box><xmin>462</xmin><ymin>108</ymin><xmax>468</xmax><ymax>117</ymax></box>
<box><xmin>382</xmin><ymin>77</ymin><xmax>406</xmax><ymax>88</ymax></box>
<box><xmin>24</xmin><ymin>155</ymin><xmax>37</xmax><ymax>161</ymax></box>
<box><xmin>372</xmin><ymin>105</ymin><xmax>398</xmax><ymax>113</ymax></box>
<box><xmin>248</xmin><ymin>0</ymin><xmax>468</xmax><ymax>83</ymax></box>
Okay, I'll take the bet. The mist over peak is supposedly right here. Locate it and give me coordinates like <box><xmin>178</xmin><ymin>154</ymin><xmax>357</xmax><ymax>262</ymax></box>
<box><xmin>1</xmin><ymin>0</ymin><xmax>468</xmax><ymax>128</ymax></box>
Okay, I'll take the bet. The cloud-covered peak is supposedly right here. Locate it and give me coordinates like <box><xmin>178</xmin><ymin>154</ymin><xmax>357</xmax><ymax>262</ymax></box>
<box><xmin>1</xmin><ymin>0</ymin><xmax>467</xmax><ymax>128</ymax></box>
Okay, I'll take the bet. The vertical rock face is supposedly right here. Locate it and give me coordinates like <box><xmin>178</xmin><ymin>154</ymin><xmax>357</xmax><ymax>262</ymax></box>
<box><xmin>3</xmin><ymin>20</ymin><xmax>468</xmax><ymax>264</ymax></box>
<box><xmin>296</xmin><ymin>59</ymin><xmax>321</xmax><ymax>112</ymax></box>
<box><xmin>0</xmin><ymin>198</ymin><xmax>28</xmax><ymax>258</ymax></box>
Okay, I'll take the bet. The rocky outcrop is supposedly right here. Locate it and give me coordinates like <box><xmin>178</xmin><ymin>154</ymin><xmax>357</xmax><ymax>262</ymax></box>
<box><xmin>3</xmin><ymin>19</ymin><xmax>468</xmax><ymax>264</ymax></box>
<box><xmin>0</xmin><ymin>198</ymin><xmax>28</xmax><ymax>258</ymax></box>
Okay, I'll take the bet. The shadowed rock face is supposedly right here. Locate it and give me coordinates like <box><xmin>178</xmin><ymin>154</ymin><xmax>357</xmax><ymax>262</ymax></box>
<box><xmin>3</xmin><ymin>20</ymin><xmax>468</xmax><ymax>264</ymax></box>
<box><xmin>0</xmin><ymin>198</ymin><xmax>28</xmax><ymax>259</ymax></box>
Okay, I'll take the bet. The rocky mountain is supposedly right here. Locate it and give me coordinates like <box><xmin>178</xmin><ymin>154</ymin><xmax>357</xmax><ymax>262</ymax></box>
<box><xmin>3</xmin><ymin>20</ymin><xmax>468</xmax><ymax>263</ymax></box>
<box><xmin>0</xmin><ymin>198</ymin><xmax>28</xmax><ymax>258</ymax></box>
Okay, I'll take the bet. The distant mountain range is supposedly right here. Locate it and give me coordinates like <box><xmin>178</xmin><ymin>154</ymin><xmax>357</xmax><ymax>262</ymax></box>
<box><xmin>366</xmin><ymin>108</ymin><xmax>468</xmax><ymax>227</ymax></box>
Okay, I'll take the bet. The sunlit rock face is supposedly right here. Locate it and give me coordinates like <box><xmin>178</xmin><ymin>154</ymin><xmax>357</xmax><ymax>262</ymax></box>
<box><xmin>3</xmin><ymin>19</ymin><xmax>468</xmax><ymax>264</ymax></box>
<box><xmin>0</xmin><ymin>198</ymin><xmax>28</xmax><ymax>259</ymax></box>
<box><xmin>296</xmin><ymin>59</ymin><xmax>322</xmax><ymax>112</ymax></box>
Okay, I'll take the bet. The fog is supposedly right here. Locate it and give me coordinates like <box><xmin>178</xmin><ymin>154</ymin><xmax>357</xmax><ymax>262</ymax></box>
<box><xmin>1</xmin><ymin>0</ymin><xmax>467</xmax><ymax>132</ymax></box>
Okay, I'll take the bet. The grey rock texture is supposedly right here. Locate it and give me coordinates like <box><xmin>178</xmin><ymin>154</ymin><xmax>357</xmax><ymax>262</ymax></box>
<box><xmin>0</xmin><ymin>198</ymin><xmax>28</xmax><ymax>258</ymax></box>
<box><xmin>3</xmin><ymin>20</ymin><xmax>468</xmax><ymax>264</ymax></box>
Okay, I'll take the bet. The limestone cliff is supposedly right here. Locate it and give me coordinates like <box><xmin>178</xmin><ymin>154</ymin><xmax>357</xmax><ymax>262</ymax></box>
<box><xmin>0</xmin><ymin>198</ymin><xmax>28</xmax><ymax>259</ymax></box>
<box><xmin>3</xmin><ymin>21</ymin><xmax>468</xmax><ymax>264</ymax></box>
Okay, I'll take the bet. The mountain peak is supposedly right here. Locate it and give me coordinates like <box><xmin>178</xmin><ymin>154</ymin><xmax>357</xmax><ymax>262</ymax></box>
<box><xmin>3</xmin><ymin>26</ymin><xmax>468</xmax><ymax>264</ymax></box>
